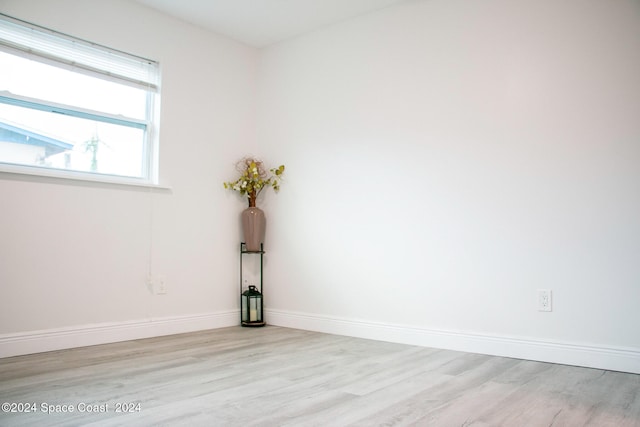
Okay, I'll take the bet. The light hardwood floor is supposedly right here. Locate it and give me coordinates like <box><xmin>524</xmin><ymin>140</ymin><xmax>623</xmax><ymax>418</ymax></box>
<box><xmin>1</xmin><ymin>326</ymin><xmax>639</xmax><ymax>426</ymax></box>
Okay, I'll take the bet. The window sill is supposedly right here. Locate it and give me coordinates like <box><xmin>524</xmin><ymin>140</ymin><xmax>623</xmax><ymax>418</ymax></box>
<box><xmin>0</xmin><ymin>164</ymin><xmax>171</xmax><ymax>191</ymax></box>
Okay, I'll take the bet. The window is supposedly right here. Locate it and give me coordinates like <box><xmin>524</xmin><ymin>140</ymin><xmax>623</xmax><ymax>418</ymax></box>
<box><xmin>0</xmin><ymin>14</ymin><xmax>160</xmax><ymax>184</ymax></box>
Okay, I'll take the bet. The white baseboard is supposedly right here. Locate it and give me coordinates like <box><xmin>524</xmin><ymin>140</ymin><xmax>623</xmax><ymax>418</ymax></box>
<box><xmin>266</xmin><ymin>309</ymin><xmax>640</xmax><ymax>374</ymax></box>
<box><xmin>0</xmin><ymin>310</ymin><xmax>239</xmax><ymax>358</ymax></box>
<box><xmin>4</xmin><ymin>309</ymin><xmax>638</xmax><ymax>375</ymax></box>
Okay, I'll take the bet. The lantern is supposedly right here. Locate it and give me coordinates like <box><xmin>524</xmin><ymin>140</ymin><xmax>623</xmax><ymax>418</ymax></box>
<box><xmin>241</xmin><ymin>285</ymin><xmax>264</xmax><ymax>327</ymax></box>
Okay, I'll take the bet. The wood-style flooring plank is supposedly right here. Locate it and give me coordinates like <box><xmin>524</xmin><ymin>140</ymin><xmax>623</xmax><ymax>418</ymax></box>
<box><xmin>0</xmin><ymin>326</ymin><xmax>639</xmax><ymax>426</ymax></box>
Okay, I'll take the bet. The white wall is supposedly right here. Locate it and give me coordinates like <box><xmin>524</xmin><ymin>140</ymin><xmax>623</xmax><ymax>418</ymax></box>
<box><xmin>1</xmin><ymin>0</ymin><xmax>639</xmax><ymax>373</ymax></box>
<box><xmin>257</xmin><ymin>0</ymin><xmax>640</xmax><ymax>370</ymax></box>
<box><xmin>0</xmin><ymin>0</ymin><xmax>257</xmax><ymax>345</ymax></box>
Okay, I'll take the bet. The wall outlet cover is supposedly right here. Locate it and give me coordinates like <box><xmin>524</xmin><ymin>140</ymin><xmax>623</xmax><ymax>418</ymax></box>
<box><xmin>538</xmin><ymin>289</ymin><xmax>552</xmax><ymax>312</ymax></box>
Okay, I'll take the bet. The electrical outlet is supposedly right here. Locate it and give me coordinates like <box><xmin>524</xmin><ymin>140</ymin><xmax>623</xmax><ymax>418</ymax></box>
<box><xmin>537</xmin><ymin>289</ymin><xmax>552</xmax><ymax>312</ymax></box>
<box><xmin>157</xmin><ymin>275</ymin><xmax>167</xmax><ymax>295</ymax></box>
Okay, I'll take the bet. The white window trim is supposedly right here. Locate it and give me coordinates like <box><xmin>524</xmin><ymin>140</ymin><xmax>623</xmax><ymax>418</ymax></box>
<box><xmin>0</xmin><ymin>13</ymin><xmax>161</xmax><ymax>187</ymax></box>
<box><xmin>0</xmin><ymin>163</ymin><xmax>170</xmax><ymax>190</ymax></box>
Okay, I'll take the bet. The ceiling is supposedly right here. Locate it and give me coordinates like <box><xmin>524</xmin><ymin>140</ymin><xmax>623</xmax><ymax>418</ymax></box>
<box><xmin>134</xmin><ymin>0</ymin><xmax>410</xmax><ymax>48</ymax></box>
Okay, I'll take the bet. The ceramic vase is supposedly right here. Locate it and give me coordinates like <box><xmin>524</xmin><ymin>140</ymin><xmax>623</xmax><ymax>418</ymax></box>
<box><xmin>242</xmin><ymin>206</ymin><xmax>265</xmax><ymax>252</ymax></box>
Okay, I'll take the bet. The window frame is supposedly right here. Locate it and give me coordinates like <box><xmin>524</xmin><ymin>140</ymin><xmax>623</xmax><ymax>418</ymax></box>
<box><xmin>0</xmin><ymin>13</ymin><xmax>162</xmax><ymax>187</ymax></box>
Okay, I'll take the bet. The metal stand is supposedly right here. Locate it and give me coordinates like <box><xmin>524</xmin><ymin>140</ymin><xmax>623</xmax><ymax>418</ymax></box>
<box><xmin>240</xmin><ymin>242</ymin><xmax>265</xmax><ymax>327</ymax></box>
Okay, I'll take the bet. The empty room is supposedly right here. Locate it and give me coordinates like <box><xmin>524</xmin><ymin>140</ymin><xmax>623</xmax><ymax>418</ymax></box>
<box><xmin>1</xmin><ymin>0</ymin><xmax>639</xmax><ymax>425</ymax></box>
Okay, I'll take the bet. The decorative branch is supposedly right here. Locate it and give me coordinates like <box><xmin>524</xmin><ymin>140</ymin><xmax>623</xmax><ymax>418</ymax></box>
<box><xmin>223</xmin><ymin>157</ymin><xmax>285</xmax><ymax>207</ymax></box>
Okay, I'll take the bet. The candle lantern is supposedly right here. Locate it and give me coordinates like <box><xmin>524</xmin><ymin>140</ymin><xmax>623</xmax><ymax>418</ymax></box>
<box><xmin>241</xmin><ymin>285</ymin><xmax>265</xmax><ymax>327</ymax></box>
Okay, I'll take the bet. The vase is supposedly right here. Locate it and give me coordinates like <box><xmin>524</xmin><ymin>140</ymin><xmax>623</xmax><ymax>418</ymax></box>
<box><xmin>242</xmin><ymin>206</ymin><xmax>265</xmax><ymax>252</ymax></box>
